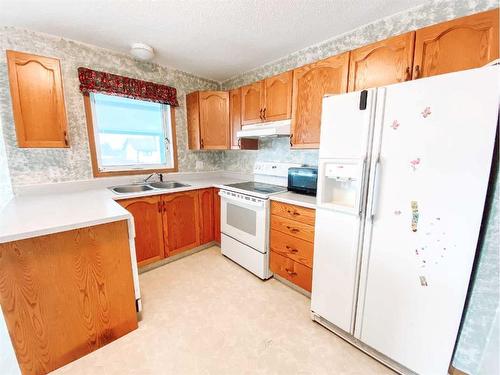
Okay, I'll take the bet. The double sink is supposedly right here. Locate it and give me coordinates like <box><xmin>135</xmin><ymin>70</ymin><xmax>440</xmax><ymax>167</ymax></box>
<box><xmin>110</xmin><ymin>181</ymin><xmax>190</xmax><ymax>194</ymax></box>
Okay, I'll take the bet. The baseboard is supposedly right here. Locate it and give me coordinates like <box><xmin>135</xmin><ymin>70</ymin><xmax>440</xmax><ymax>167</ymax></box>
<box><xmin>448</xmin><ymin>364</ymin><xmax>469</xmax><ymax>375</ymax></box>
<box><xmin>138</xmin><ymin>242</ymin><xmax>216</xmax><ymax>274</ymax></box>
<box><xmin>273</xmin><ymin>274</ymin><xmax>311</xmax><ymax>298</ymax></box>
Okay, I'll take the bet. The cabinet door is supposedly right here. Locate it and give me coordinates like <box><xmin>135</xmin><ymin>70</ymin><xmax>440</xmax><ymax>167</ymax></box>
<box><xmin>241</xmin><ymin>81</ymin><xmax>264</xmax><ymax>125</ymax></box>
<box><xmin>348</xmin><ymin>32</ymin><xmax>415</xmax><ymax>92</ymax></box>
<box><xmin>413</xmin><ymin>9</ymin><xmax>499</xmax><ymax>79</ymax></box>
<box><xmin>118</xmin><ymin>196</ymin><xmax>164</xmax><ymax>266</ymax></box>
<box><xmin>213</xmin><ymin>188</ymin><xmax>221</xmax><ymax>243</ymax></box>
<box><xmin>230</xmin><ymin>88</ymin><xmax>258</xmax><ymax>150</ymax></box>
<box><xmin>6</xmin><ymin>50</ymin><xmax>69</xmax><ymax>148</ymax></box>
<box><xmin>199</xmin><ymin>188</ymin><xmax>214</xmax><ymax>244</ymax></box>
<box><xmin>186</xmin><ymin>91</ymin><xmax>201</xmax><ymax>150</ymax></box>
<box><xmin>199</xmin><ymin>91</ymin><xmax>229</xmax><ymax>149</ymax></box>
<box><xmin>264</xmin><ymin>71</ymin><xmax>292</xmax><ymax>121</ymax></box>
<box><xmin>162</xmin><ymin>191</ymin><xmax>200</xmax><ymax>256</ymax></box>
<box><xmin>291</xmin><ymin>52</ymin><xmax>349</xmax><ymax>149</ymax></box>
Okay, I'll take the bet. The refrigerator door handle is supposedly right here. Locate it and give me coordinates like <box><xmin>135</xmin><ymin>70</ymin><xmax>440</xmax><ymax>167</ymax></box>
<box><xmin>358</xmin><ymin>157</ymin><xmax>368</xmax><ymax>215</ymax></box>
<box><xmin>369</xmin><ymin>158</ymin><xmax>381</xmax><ymax>219</ymax></box>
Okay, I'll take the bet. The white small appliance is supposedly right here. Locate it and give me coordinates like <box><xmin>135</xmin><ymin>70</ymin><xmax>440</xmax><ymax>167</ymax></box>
<box><xmin>311</xmin><ymin>66</ymin><xmax>499</xmax><ymax>375</ymax></box>
<box><xmin>220</xmin><ymin>162</ymin><xmax>300</xmax><ymax>279</ymax></box>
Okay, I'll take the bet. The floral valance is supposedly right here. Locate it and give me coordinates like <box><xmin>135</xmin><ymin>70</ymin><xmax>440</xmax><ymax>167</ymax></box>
<box><xmin>78</xmin><ymin>67</ymin><xmax>178</xmax><ymax>106</ymax></box>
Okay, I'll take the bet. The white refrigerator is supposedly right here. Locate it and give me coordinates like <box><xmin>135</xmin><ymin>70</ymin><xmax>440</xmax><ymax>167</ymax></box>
<box><xmin>311</xmin><ymin>66</ymin><xmax>499</xmax><ymax>375</ymax></box>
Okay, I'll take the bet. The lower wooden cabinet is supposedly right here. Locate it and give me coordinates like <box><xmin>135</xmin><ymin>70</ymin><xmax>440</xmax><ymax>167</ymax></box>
<box><xmin>213</xmin><ymin>188</ymin><xmax>221</xmax><ymax>243</ymax></box>
<box><xmin>162</xmin><ymin>190</ymin><xmax>201</xmax><ymax>256</ymax></box>
<box><xmin>120</xmin><ymin>188</ymin><xmax>222</xmax><ymax>267</ymax></box>
<box><xmin>199</xmin><ymin>188</ymin><xmax>215</xmax><ymax>244</ymax></box>
<box><xmin>270</xmin><ymin>201</ymin><xmax>316</xmax><ymax>292</ymax></box>
<box><xmin>0</xmin><ymin>221</ymin><xmax>137</xmax><ymax>374</ymax></box>
<box><xmin>118</xmin><ymin>195</ymin><xmax>164</xmax><ymax>267</ymax></box>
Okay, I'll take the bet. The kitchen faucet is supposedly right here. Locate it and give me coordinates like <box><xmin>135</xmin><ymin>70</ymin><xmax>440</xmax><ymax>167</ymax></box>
<box><xmin>144</xmin><ymin>172</ymin><xmax>163</xmax><ymax>183</ymax></box>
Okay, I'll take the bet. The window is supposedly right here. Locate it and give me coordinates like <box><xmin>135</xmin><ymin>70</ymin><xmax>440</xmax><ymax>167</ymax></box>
<box><xmin>85</xmin><ymin>93</ymin><xmax>177</xmax><ymax>176</ymax></box>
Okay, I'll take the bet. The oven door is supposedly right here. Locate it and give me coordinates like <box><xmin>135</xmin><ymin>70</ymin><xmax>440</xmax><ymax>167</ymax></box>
<box><xmin>219</xmin><ymin>189</ymin><xmax>269</xmax><ymax>253</ymax></box>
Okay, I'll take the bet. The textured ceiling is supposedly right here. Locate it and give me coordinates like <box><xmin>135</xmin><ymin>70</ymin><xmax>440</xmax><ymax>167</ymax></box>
<box><xmin>0</xmin><ymin>0</ymin><xmax>426</xmax><ymax>81</ymax></box>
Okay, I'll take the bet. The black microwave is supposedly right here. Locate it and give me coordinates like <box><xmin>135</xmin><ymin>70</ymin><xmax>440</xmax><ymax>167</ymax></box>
<box><xmin>287</xmin><ymin>167</ymin><xmax>318</xmax><ymax>196</ymax></box>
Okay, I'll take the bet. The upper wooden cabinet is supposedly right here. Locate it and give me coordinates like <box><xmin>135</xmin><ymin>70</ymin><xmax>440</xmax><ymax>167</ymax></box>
<box><xmin>241</xmin><ymin>81</ymin><xmax>264</xmax><ymax>125</ymax></box>
<box><xmin>241</xmin><ymin>71</ymin><xmax>293</xmax><ymax>125</ymax></box>
<box><xmin>229</xmin><ymin>88</ymin><xmax>258</xmax><ymax>150</ymax></box>
<box><xmin>291</xmin><ymin>53</ymin><xmax>349</xmax><ymax>149</ymax></box>
<box><xmin>264</xmin><ymin>71</ymin><xmax>293</xmax><ymax>121</ymax></box>
<box><xmin>118</xmin><ymin>196</ymin><xmax>164</xmax><ymax>267</ymax></box>
<box><xmin>6</xmin><ymin>50</ymin><xmax>69</xmax><ymax>148</ymax></box>
<box><xmin>348</xmin><ymin>32</ymin><xmax>415</xmax><ymax>91</ymax></box>
<box><xmin>161</xmin><ymin>191</ymin><xmax>201</xmax><ymax>256</ymax></box>
<box><xmin>413</xmin><ymin>9</ymin><xmax>499</xmax><ymax>79</ymax></box>
<box><xmin>186</xmin><ymin>91</ymin><xmax>229</xmax><ymax>150</ymax></box>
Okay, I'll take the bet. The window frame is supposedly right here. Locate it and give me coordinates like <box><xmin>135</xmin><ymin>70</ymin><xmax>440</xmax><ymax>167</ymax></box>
<box><xmin>83</xmin><ymin>93</ymin><xmax>178</xmax><ymax>177</ymax></box>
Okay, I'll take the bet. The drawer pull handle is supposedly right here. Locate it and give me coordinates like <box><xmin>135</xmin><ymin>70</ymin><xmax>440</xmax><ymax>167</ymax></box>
<box><xmin>285</xmin><ymin>245</ymin><xmax>298</xmax><ymax>253</ymax></box>
<box><xmin>285</xmin><ymin>268</ymin><xmax>297</xmax><ymax>276</ymax></box>
<box><xmin>287</xmin><ymin>209</ymin><xmax>300</xmax><ymax>216</ymax></box>
<box><xmin>286</xmin><ymin>226</ymin><xmax>299</xmax><ymax>233</ymax></box>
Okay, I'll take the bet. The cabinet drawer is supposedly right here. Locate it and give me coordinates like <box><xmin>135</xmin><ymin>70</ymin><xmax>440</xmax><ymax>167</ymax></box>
<box><xmin>270</xmin><ymin>251</ymin><xmax>312</xmax><ymax>292</ymax></box>
<box><xmin>271</xmin><ymin>215</ymin><xmax>315</xmax><ymax>242</ymax></box>
<box><xmin>271</xmin><ymin>201</ymin><xmax>315</xmax><ymax>225</ymax></box>
<box><xmin>270</xmin><ymin>229</ymin><xmax>313</xmax><ymax>267</ymax></box>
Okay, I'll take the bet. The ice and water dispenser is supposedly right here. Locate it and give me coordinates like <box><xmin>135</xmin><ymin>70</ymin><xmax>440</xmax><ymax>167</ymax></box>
<box><xmin>317</xmin><ymin>160</ymin><xmax>363</xmax><ymax>214</ymax></box>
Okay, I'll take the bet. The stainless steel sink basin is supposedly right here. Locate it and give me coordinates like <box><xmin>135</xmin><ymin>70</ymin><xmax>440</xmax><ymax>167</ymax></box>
<box><xmin>149</xmin><ymin>181</ymin><xmax>190</xmax><ymax>189</ymax></box>
<box><xmin>110</xmin><ymin>181</ymin><xmax>190</xmax><ymax>194</ymax></box>
<box><xmin>110</xmin><ymin>184</ymin><xmax>153</xmax><ymax>194</ymax></box>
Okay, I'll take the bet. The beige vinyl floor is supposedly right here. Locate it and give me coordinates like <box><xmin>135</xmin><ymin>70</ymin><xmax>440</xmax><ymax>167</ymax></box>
<box><xmin>53</xmin><ymin>246</ymin><xmax>394</xmax><ymax>375</ymax></box>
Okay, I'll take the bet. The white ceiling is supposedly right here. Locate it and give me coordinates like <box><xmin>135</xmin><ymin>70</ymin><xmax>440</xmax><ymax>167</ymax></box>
<box><xmin>0</xmin><ymin>0</ymin><xmax>426</xmax><ymax>81</ymax></box>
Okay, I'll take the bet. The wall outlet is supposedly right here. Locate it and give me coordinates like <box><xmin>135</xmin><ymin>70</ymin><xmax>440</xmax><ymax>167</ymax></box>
<box><xmin>196</xmin><ymin>160</ymin><xmax>204</xmax><ymax>170</ymax></box>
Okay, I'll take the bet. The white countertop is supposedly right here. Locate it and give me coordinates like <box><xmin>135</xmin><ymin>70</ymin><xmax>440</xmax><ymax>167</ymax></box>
<box><xmin>0</xmin><ymin>173</ymin><xmax>246</xmax><ymax>244</ymax></box>
<box><xmin>270</xmin><ymin>191</ymin><xmax>317</xmax><ymax>209</ymax></box>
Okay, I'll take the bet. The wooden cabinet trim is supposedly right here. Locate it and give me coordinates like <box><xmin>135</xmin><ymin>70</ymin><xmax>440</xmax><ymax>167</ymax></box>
<box><xmin>6</xmin><ymin>50</ymin><xmax>69</xmax><ymax>148</ymax></box>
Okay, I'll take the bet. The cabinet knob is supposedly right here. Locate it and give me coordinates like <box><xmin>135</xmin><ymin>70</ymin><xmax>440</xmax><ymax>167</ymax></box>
<box><xmin>286</xmin><ymin>226</ymin><xmax>299</xmax><ymax>233</ymax></box>
<box><xmin>259</xmin><ymin>108</ymin><xmax>263</xmax><ymax>120</ymax></box>
<box><xmin>263</xmin><ymin>108</ymin><xmax>266</xmax><ymax>119</ymax></box>
<box><xmin>63</xmin><ymin>131</ymin><xmax>69</xmax><ymax>147</ymax></box>
<box><xmin>414</xmin><ymin>65</ymin><xmax>421</xmax><ymax>79</ymax></box>
<box><xmin>285</xmin><ymin>268</ymin><xmax>297</xmax><ymax>277</ymax></box>
<box><xmin>405</xmin><ymin>67</ymin><xmax>411</xmax><ymax>81</ymax></box>
<box><xmin>289</xmin><ymin>134</ymin><xmax>293</xmax><ymax>147</ymax></box>
<box><xmin>287</xmin><ymin>209</ymin><xmax>300</xmax><ymax>216</ymax></box>
<box><xmin>285</xmin><ymin>245</ymin><xmax>299</xmax><ymax>253</ymax></box>
<box><xmin>200</xmin><ymin>138</ymin><xmax>204</xmax><ymax>149</ymax></box>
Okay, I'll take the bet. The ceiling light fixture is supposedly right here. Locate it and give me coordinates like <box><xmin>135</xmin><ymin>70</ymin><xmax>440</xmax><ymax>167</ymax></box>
<box><xmin>130</xmin><ymin>43</ymin><xmax>155</xmax><ymax>61</ymax></box>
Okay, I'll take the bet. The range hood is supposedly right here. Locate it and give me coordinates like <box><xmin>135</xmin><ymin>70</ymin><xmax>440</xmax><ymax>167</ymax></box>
<box><xmin>237</xmin><ymin>119</ymin><xmax>291</xmax><ymax>139</ymax></box>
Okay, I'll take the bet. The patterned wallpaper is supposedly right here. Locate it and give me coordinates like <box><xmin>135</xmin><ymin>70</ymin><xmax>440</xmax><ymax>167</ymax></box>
<box><xmin>0</xmin><ymin>118</ymin><xmax>12</xmax><ymax>209</ymax></box>
<box><xmin>0</xmin><ymin>27</ymin><xmax>223</xmax><ymax>188</ymax></box>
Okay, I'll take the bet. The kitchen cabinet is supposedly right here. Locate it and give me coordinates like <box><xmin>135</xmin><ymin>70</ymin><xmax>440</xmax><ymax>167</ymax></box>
<box><xmin>162</xmin><ymin>190</ymin><xmax>201</xmax><ymax>256</ymax></box>
<box><xmin>264</xmin><ymin>71</ymin><xmax>293</xmax><ymax>121</ymax></box>
<box><xmin>413</xmin><ymin>9</ymin><xmax>499</xmax><ymax>79</ymax></box>
<box><xmin>241</xmin><ymin>81</ymin><xmax>264</xmax><ymax>125</ymax></box>
<box><xmin>241</xmin><ymin>71</ymin><xmax>293</xmax><ymax>125</ymax></box>
<box><xmin>6</xmin><ymin>50</ymin><xmax>69</xmax><ymax>148</ymax></box>
<box><xmin>348</xmin><ymin>32</ymin><xmax>415</xmax><ymax>91</ymax></box>
<box><xmin>229</xmin><ymin>88</ymin><xmax>258</xmax><ymax>150</ymax></box>
<box><xmin>270</xmin><ymin>201</ymin><xmax>316</xmax><ymax>292</ymax></box>
<box><xmin>290</xmin><ymin>53</ymin><xmax>349</xmax><ymax>149</ymax></box>
<box><xmin>0</xmin><ymin>221</ymin><xmax>137</xmax><ymax>375</ymax></box>
<box><xmin>186</xmin><ymin>91</ymin><xmax>230</xmax><ymax>149</ymax></box>
<box><xmin>118</xmin><ymin>196</ymin><xmax>165</xmax><ymax>267</ymax></box>
<box><xmin>213</xmin><ymin>188</ymin><xmax>221</xmax><ymax>243</ymax></box>
<box><xmin>199</xmin><ymin>188</ymin><xmax>215</xmax><ymax>244</ymax></box>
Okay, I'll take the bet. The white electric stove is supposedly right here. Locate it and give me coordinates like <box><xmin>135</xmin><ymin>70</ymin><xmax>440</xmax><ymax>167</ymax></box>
<box><xmin>219</xmin><ymin>162</ymin><xmax>300</xmax><ymax>279</ymax></box>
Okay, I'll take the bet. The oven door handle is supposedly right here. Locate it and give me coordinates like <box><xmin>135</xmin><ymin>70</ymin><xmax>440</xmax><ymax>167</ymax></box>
<box><xmin>219</xmin><ymin>192</ymin><xmax>266</xmax><ymax>208</ymax></box>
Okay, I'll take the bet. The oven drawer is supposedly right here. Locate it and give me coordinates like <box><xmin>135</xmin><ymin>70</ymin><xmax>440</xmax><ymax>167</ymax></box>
<box><xmin>270</xmin><ymin>229</ymin><xmax>314</xmax><ymax>267</ymax></box>
<box><xmin>271</xmin><ymin>201</ymin><xmax>316</xmax><ymax>226</ymax></box>
<box><xmin>270</xmin><ymin>215</ymin><xmax>315</xmax><ymax>242</ymax></box>
<box><xmin>270</xmin><ymin>251</ymin><xmax>312</xmax><ymax>292</ymax></box>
